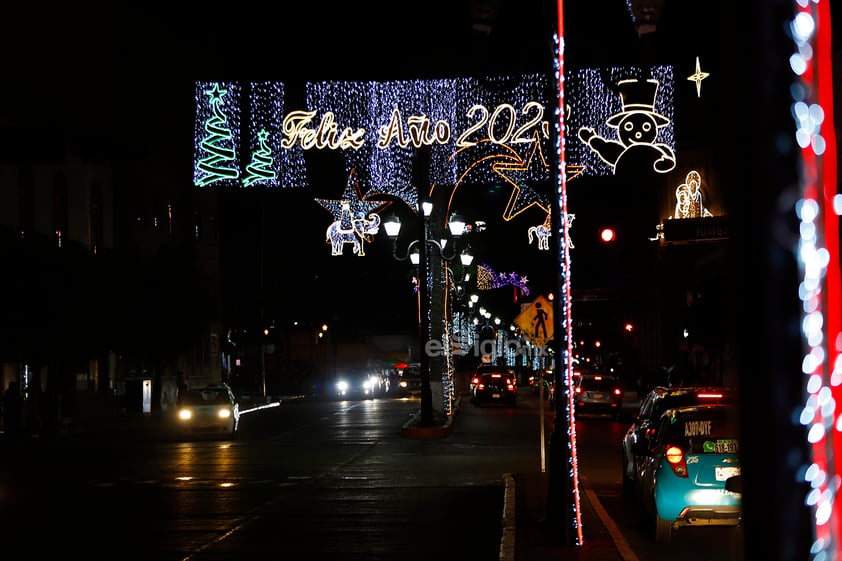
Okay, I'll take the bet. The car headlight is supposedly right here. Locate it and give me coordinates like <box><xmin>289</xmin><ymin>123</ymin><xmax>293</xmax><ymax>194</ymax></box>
<box><xmin>336</xmin><ymin>380</ymin><xmax>349</xmax><ymax>392</ymax></box>
<box><xmin>178</xmin><ymin>409</ymin><xmax>192</xmax><ymax>420</ymax></box>
<box><xmin>218</xmin><ymin>408</ymin><xmax>232</xmax><ymax>419</ymax></box>
<box><xmin>363</xmin><ymin>379</ymin><xmax>372</xmax><ymax>390</ymax></box>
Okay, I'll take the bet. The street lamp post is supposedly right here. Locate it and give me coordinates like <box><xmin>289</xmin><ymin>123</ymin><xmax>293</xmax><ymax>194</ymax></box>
<box><xmin>385</xmin><ymin>200</ymin><xmax>472</xmax><ymax>426</ymax></box>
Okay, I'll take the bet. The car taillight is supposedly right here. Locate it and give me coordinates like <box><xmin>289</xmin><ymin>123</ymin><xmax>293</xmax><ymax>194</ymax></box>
<box><xmin>471</xmin><ymin>377</ymin><xmax>479</xmax><ymax>385</ymax></box>
<box><xmin>574</xmin><ymin>387</ymin><xmax>582</xmax><ymax>395</ymax></box>
<box><xmin>697</xmin><ymin>392</ymin><xmax>723</xmax><ymax>399</ymax></box>
<box><xmin>665</xmin><ymin>445</ymin><xmax>688</xmax><ymax>478</ymax></box>
<box><xmin>478</xmin><ymin>383</ymin><xmax>485</xmax><ymax>390</ymax></box>
<box><xmin>507</xmin><ymin>382</ymin><xmax>515</xmax><ymax>390</ymax></box>
<box><xmin>613</xmin><ymin>388</ymin><xmax>623</xmax><ymax>397</ymax></box>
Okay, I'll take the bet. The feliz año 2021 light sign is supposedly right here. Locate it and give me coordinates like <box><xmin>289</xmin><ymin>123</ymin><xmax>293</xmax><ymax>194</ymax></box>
<box><xmin>192</xmin><ymin>67</ymin><xmax>674</xmax><ymax>191</ymax></box>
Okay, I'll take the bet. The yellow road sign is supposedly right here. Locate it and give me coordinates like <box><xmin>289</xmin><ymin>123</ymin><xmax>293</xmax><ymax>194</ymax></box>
<box><xmin>515</xmin><ymin>295</ymin><xmax>553</xmax><ymax>347</ymax></box>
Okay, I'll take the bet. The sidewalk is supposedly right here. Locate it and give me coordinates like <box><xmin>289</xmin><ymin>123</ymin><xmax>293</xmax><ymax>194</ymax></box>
<box><xmin>504</xmin><ymin>471</ymin><xmax>628</xmax><ymax>561</ymax></box>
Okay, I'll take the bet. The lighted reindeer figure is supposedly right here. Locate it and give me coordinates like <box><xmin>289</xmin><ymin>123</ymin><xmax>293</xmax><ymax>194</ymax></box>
<box><xmin>527</xmin><ymin>212</ymin><xmax>575</xmax><ymax>250</ymax></box>
<box><xmin>528</xmin><ymin>213</ymin><xmax>552</xmax><ymax>250</ymax></box>
<box><xmin>326</xmin><ymin>212</ymin><xmax>381</xmax><ymax>256</ymax></box>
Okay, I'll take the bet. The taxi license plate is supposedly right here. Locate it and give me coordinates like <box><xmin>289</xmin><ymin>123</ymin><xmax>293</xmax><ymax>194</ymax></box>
<box><xmin>492</xmin><ymin>393</ymin><xmax>501</xmax><ymax>398</ymax></box>
<box><xmin>715</xmin><ymin>466</ymin><xmax>740</xmax><ymax>481</ymax></box>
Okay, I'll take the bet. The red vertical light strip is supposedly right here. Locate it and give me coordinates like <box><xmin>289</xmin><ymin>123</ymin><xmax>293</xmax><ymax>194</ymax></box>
<box><xmin>557</xmin><ymin>0</ymin><xmax>583</xmax><ymax>545</ymax></box>
<box><xmin>816</xmin><ymin>0</ymin><xmax>841</xmax><ymax>544</ymax></box>
<box><xmin>796</xmin><ymin>0</ymin><xmax>840</xmax><ymax>553</ymax></box>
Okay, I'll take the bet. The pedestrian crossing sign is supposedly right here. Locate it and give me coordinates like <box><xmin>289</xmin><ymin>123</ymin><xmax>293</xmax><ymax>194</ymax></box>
<box><xmin>514</xmin><ymin>295</ymin><xmax>554</xmax><ymax>347</ymax></box>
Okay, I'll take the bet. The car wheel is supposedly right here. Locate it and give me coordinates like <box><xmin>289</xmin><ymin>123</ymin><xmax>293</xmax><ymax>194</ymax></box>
<box><xmin>655</xmin><ymin>513</ymin><xmax>672</xmax><ymax>544</ymax></box>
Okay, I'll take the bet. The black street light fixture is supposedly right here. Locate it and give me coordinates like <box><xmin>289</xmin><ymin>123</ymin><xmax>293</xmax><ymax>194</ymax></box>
<box><xmin>385</xmin><ymin>200</ymin><xmax>472</xmax><ymax>426</ymax></box>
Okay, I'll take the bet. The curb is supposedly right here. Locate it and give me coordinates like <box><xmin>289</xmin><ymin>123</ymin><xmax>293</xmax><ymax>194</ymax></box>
<box><xmin>400</xmin><ymin>397</ymin><xmax>461</xmax><ymax>438</ymax></box>
<box><xmin>500</xmin><ymin>473</ymin><xmax>516</xmax><ymax>561</ymax></box>
<box><xmin>400</xmin><ymin>410</ymin><xmax>455</xmax><ymax>438</ymax></box>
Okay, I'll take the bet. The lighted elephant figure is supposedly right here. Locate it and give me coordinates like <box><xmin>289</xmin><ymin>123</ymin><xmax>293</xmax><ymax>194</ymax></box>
<box><xmin>326</xmin><ymin>213</ymin><xmax>381</xmax><ymax>256</ymax></box>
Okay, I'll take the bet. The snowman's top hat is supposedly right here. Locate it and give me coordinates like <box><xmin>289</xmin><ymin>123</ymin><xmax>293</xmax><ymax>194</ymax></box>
<box><xmin>606</xmin><ymin>78</ymin><xmax>669</xmax><ymax>127</ymax></box>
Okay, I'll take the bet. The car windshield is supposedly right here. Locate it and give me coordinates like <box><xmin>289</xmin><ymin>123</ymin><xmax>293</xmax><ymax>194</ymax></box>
<box><xmin>652</xmin><ymin>391</ymin><xmax>736</xmax><ymax>420</ymax></box>
<box><xmin>580</xmin><ymin>377</ymin><xmax>617</xmax><ymax>391</ymax></box>
<box><xmin>183</xmin><ymin>390</ymin><xmax>229</xmax><ymax>405</ymax></box>
<box><xmin>663</xmin><ymin>408</ymin><xmax>739</xmax><ymax>453</ymax></box>
<box><xmin>481</xmin><ymin>374</ymin><xmax>512</xmax><ymax>383</ymax></box>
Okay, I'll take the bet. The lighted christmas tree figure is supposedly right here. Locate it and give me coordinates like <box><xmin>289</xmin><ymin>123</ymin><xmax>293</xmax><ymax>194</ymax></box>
<box><xmin>242</xmin><ymin>128</ymin><xmax>276</xmax><ymax>187</ymax></box>
<box><xmin>196</xmin><ymin>83</ymin><xmax>239</xmax><ymax>186</ymax></box>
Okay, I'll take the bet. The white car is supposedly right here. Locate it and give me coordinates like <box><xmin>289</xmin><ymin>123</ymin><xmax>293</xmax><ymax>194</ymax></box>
<box><xmin>176</xmin><ymin>385</ymin><xmax>240</xmax><ymax>439</ymax></box>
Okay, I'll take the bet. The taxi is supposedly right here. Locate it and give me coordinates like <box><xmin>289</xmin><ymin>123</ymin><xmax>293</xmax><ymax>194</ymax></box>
<box><xmin>637</xmin><ymin>403</ymin><xmax>741</xmax><ymax>543</ymax></box>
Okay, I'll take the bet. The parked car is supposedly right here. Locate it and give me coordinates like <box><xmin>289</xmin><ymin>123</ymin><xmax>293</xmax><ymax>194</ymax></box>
<box><xmin>470</xmin><ymin>364</ymin><xmax>518</xmax><ymax>402</ymax></box>
<box><xmin>637</xmin><ymin>404</ymin><xmax>741</xmax><ymax>543</ymax></box>
<box><xmin>621</xmin><ymin>386</ymin><xmax>738</xmax><ymax>499</ymax></box>
<box><xmin>472</xmin><ymin>371</ymin><xmax>517</xmax><ymax>407</ymax></box>
<box><xmin>573</xmin><ymin>374</ymin><xmax>623</xmax><ymax>419</ymax></box>
<box><xmin>175</xmin><ymin>384</ymin><xmax>240</xmax><ymax>439</ymax></box>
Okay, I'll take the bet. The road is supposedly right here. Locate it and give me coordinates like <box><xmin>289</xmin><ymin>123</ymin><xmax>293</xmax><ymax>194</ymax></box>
<box><xmin>0</xmin><ymin>389</ymin><xmax>738</xmax><ymax>560</ymax></box>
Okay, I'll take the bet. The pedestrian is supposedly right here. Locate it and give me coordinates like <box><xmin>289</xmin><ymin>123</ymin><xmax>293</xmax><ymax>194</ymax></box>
<box><xmin>3</xmin><ymin>380</ymin><xmax>22</xmax><ymax>443</ymax></box>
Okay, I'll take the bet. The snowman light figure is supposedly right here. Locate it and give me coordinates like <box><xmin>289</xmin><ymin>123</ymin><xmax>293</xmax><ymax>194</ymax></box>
<box><xmin>578</xmin><ymin>78</ymin><xmax>676</xmax><ymax>175</ymax></box>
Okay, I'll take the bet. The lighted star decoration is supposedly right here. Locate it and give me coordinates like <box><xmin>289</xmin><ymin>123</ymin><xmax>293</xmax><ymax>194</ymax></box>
<box><xmin>566</xmin><ymin>164</ymin><xmax>586</xmax><ymax>182</ymax></box>
<box><xmin>687</xmin><ymin>56</ymin><xmax>710</xmax><ymax>97</ymax></box>
<box><xmin>476</xmin><ymin>263</ymin><xmax>530</xmax><ymax>296</ymax></box>
<box><xmin>362</xmin><ymin>183</ymin><xmax>420</xmax><ymax>215</ymax></box>
<box><xmin>316</xmin><ymin>170</ymin><xmax>393</xmax><ymax>256</ymax></box>
<box><xmin>315</xmin><ymin>169</ymin><xmax>392</xmax><ymax>225</ymax></box>
<box><xmin>492</xmin><ymin>131</ymin><xmax>553</xmax><ymax>221</ymax></box>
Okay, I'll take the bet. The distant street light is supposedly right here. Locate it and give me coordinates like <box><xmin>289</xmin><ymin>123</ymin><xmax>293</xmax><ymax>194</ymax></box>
<box><xmin>385</xmin><ymin>199</ymin><xmax>472</xmax><ymax>426</ymax></box>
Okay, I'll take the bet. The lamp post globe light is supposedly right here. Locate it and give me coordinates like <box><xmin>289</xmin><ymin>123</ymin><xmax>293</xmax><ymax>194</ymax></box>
<box><xmin>385</xmin><ymin>199</ymin><xmax>471</xmax><ymax>426</ymax></box>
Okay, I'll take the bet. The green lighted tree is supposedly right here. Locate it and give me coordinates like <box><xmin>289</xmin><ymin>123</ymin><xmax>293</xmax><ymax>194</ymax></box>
<box><xmin>242</xmin><ymin>128</ymin><xmax>276</xmax><ymax>186</ymax></box>
<box><xmin>196</xmin><ymin>83</ymin><xmax>239</xmax><ymax>186</ymax></box>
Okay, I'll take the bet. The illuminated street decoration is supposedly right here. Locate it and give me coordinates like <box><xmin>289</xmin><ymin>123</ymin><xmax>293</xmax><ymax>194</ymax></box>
<box><xmin>363</xmin><ymin>183</ymin><xmax>420</xmax><ymax>217</ymax></box>
<box><xmin>242</xmin><ymin>129</ymin><xmax>276</xmax><ymax>187</ymax></box>
<box><xmin>493</xmin><ymin>131</ymin><xmax>553</xmax><ymax>220</ymax></box>
<box><xmin>477</xmin><ymin>262</ymin><xmax>529</xmax><ymax>295</ymax></box>
<box><xmin>564</xmin><ymin>213</ymin><xmax>575</xmax><ymax>248</ymax></box>
<box><xmin>528</xmin><ymin>213</ymin><xmax>552</xmax><ymax>250</ymax></box>
<box><xmin>673</xmin><ymin>170</ymin><xmax>713</xmax><ymax>218</ymax></box>
<box><xmin>553</xmin><ymin>7</ymin><xmax>584</xmax><ymax>544</ymax></box>
<box><xmin>305</xmin><ymin>76</ymin><xmax>550</xmax><ymax>188</ymax></box>
<box><xmin>245</xmin><ymin>81</ymin><xmax>307</xmax><ymax>188</ymax></box>
<box><xmin>194</xmin><ymin>82</ymin><xmax>240</xmax><ymax>187</ymax></box>
<box><xmin>316</xmin><ymin>169</ymin><xmax>392</xmax><ymax>256</ymax></box>
<box><xmin>191</xmin><ymin>75</ymin><xmax>552</xmax><ymax>190</ymax></box>
<box><xmin>564</xmin><ymin>66</ymin><xmax>674</xmax><ymax>177</ymax></box>
<box><xmin>687</xmin><ymin>56</ymin><xmax>709</xmax><ymax>97</ymax></box>
<box><xmin>789</xmin><ymin>1</ymin><xmax>842</xmax><ymax>557</ymax></box>
<box><xmin>325</xmin><ymin>201</ymin><xmax>381</xmax><ymax>256</ymax></box>
<box><xmin>577</xmin><ymin>78</ymin><xmax>675</xmax><ymax>175</ymax></box>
